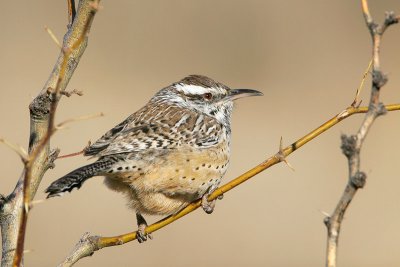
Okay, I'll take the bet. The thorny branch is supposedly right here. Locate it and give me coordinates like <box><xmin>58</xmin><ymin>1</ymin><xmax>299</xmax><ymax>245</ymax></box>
<box><xmin>0</xmin><ymin>1</ymin><xmax>100</xmax><ymax>266</ymax></box>
<box><xmin>1</xmin><ymin>1</ymin><xmax>399</xmax><ymax>267</ymax></box>
<box><xmin>324</xmin><ymin>1</ymin><xmax>399</xmax><ymax>267</ymax></box>
<box><xmin>58</xmin><ymin>102</ymin><xmax>400</xmax><ymax>266</ymax></box>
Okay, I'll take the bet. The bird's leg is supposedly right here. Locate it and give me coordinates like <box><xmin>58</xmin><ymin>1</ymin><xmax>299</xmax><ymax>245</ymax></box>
<box><xmin>201</xmin><ymin>184</ymin><xmax>223</xmax><ymax>214</ymax></box>
<box><xmin>136</xmin><ymin>213</ymin><xmax>152</xmax><ymax>243</ymax></box>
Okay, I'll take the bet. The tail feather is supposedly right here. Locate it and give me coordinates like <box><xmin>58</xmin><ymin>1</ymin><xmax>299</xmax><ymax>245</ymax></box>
<box><xmin>45</xmin><ymin>158</ymin><xmax>115</xmax><ymax>198</ymax></box>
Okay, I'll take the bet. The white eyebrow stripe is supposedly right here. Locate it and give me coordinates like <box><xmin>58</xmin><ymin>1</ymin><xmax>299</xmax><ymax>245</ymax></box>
<box><xmin>174</xmin><ymin>83</ymin><xmax>209</xmax><ymax>95</ymax></box>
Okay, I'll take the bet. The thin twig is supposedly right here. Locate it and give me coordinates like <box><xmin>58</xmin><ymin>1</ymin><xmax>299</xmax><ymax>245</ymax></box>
<box><xmin>0</xmin><ymin>138</ymin><xmax>29</xmax><ymax>164</ymax></box>
<box><xmin>324</xmin><ymin>1</ymin><xmax>398</xmax><ymax>267</ymax></box>
<box><xmin>56</xmin><ymin>112</ymin><xmax>104</xmax><ymax>130</ymax></box>
<box><xmin>57</xmin><ymin>150</ymin><xmax>85</xmax><ymax>159</ymax></box>
<box><xmin>9</xmin><ymin>1</ymin><xmax>101</xmax><ymax>266</ymax></box>
<box><xmin>61</xmin><ymin>89</ymin><xmax>84</xmax><ymax>97</ymax></box>
<box><xmin>45</xmin><ymin>26</ymin><xmax>62</xmax><ymax>49</ymax></box>
<box><xmin>351</xmin><ymin>59</ymin><xmax>372</xmax><ymax>107</ymax></box>
<box><xmin>58</xmin><ymin>103</ymin><xmax>400</xmax><ymax>266</ymax></box>
<box><xmin>57</xmin><ymin>141</ymin><xmax>91</xmax><ymax>159</ymax></box>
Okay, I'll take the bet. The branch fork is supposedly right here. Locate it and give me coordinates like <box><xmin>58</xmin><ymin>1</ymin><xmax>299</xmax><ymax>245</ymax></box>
<box><xmin>0</xmin><ymin>1</ymin><xmax>399</xmax><ymax>267</ymax></box>
<box><xmin>0</xmin><ymin>1</ymin><xmax>101</xmax><ymax>266</ymax></box>
<box><xmin>324</xmin><ymin>2</ymin><xmax>399</xmax><ymax>267</ymax></box>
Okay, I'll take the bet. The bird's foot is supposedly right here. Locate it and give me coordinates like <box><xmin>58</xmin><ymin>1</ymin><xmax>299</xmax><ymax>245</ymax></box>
<box><xmin>202</xmin><ymin>193</ymin><xmax>219</xmax><ymax>214</ymax></box>
<box><xmin>136</xmin><ymin>213</ymin><xmax>153</xmax><ymax>243</ymax></box>
<box><xmin>137</xmin><ymin>224</ymin><xmax>153</xmax><ymax>243</ymax></box>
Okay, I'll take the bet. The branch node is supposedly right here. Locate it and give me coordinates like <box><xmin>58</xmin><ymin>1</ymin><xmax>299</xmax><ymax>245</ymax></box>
<box><xmin>323</xmin><ymin>216</ymin><xmax>331</xmax><ymax>227</ymax></box>
<box><xmin>62</xmin><ymin>46</ymin><xmax>72</xmax><ymax>55</ymax></box>
<box><xmin>47</xmin><ymin>149</ymin><xmax>60</xmax><ymax>170</ymax></box>
<box><xmin>340</xmin><ymin>134</ymin><xmax>357</xmax><ymax>158</ymax></box>
<box><xmin>369</xmin><ymin>21</ymin><xmax>379</xmax><ymax>34</ymax></box>
<box><xmin>384</xmin><ymin>11</ymin><xmax>399</xmax><ymax>28</ymax></box>
<box><xmin>29</xmin><ymin>93</ymin><xmax>51</xmax><ymax>119</ymax></box>
<box><xmin>376</xmin><ymin>102</ymin><xmax>387</xmax><ymax>116</ymax></box>
<box><xmin>275</xmin><ymin>137</ymin><xmax>295</xmax><ymax>171</ymax></box>
<box><xmin>350</xmin><ymin>171</ymin><xmax>367</xmax><ymax>189</ymax></box>
<box><xmin>372</xmin><ymin>70</ymin><xmax>387</xmax><ymax>89</ymax></box>
<box><xmin>46</xmin><ymin>87</ymin><xmax>55</xmax><ymax>95</ymax></box>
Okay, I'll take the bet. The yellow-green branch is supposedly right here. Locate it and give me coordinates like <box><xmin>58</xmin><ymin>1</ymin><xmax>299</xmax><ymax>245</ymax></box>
<box><xmin>59</xmin><ymin>103</ymin><xmax>400</xmax><ymax>266</ymax></box>
<box><xmin>101</xmin><ymin>104</ymin><xmax>400</xmax><ymax>245</ymax></box>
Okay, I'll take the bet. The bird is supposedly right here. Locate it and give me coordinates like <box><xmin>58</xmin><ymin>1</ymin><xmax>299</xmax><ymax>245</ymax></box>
<box><xmin>46</xmin><ymin>75</ymin><xmax>262</xmax><ymax>242</ymax></box>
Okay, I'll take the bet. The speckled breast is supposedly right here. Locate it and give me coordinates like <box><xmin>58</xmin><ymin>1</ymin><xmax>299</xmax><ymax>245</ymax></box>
<box><xmin>104</xmin><ymin>139</ymin><xmax>230</xmax><ymax>215</ymax></box>
<box><xmin>137</xmin><ymin>140</ymin><xmax>230</xmax><ymax>197</ymax></box>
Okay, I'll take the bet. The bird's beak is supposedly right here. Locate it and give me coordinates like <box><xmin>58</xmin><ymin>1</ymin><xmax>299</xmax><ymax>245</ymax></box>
<box><xmin>225</xmin><ymin>89</ymin><xmax>263</xmax><ymax>101</ymax></box>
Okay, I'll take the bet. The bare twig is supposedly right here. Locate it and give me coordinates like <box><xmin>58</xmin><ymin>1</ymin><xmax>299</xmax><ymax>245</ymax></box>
<box><xmin>58</xmin><ymin>103</ymin><xmax>400</xmax><ymax>266</ymax></box>
<box><xmin>324</xmin><ymin>1</ymin><xmax>399</xmax><ymax>267</ymax></box>
<box><xmin>55</xmin><ymin>112</ymin><xmax>104</xmax><ymax>130</ymax></box>
<box><xmin>351</xmin><ymin>59</ymin><xmax>372</xmax><ymax>107</ymax></box>
<box><xmin>12</xmin><ymin>2</ymin><xmax>100</xmax><ymax>265</ymax></box>
<box><xmin>45</xmin><ymin>26</ymin><xmax>62</xmax><ymax>49</ymax></box>
<box><xmin>0</xmin><ymin>138</ymin><xmax>29</xmax><ymax>164</ymax></box>
<box><xmin>0</xmin><ymin>1</ymin><xmax>100</xmax><ymax>266</ymax></box>
<box><xmin>61</xmin><ymin>89</ymin><xmax>84</xmax><ymax>97</ymax></box>
<box><xmin>57</xmin><ymin>141</ymin><xmax>91</xmax><ymax>159</ymax></box>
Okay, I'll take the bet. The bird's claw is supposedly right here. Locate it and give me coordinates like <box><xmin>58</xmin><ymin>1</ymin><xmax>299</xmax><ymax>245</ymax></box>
<box><xmin>202</xmin><ymin>194</ymin><xmax>217</xmax><ymax>214</ymax></box>
<box><xmin>137</xmin><ymin>224</ymin><xmax>152</xmax><ymax>243</ymax></box>
<box><xmin>136</xmin><ymin>213</ymin><xmax>152</xmax><ymax>243</ymax></box>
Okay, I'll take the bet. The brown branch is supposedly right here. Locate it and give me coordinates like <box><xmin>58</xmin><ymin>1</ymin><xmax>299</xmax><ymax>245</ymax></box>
<box><xmin>57</xmin><ymin>141</ymin><xmax>91</xmax><ymax>159</ymax></box>
<box><xmin>67</xmin><ymin>0</ymin><xmax>77</xmax><ymax>27</ymax></box>
<box><xmin>12</xmin><ymin>2</ymin><xmax>100</xmax><ymax>265</ymax></box>
<box><xmin>324</xmin><ymin>1</ymin><xmax>399</xmax><ymax>267</ymax></box>
<box><xmin>0</xmin><ymin>1</ymin><xmax>100</xmax><ymax>266</ymax></box>
<box><xmin>58</xmin><ymin>103</ymin><xmax>400</xmax><ymax>266</ymax></box>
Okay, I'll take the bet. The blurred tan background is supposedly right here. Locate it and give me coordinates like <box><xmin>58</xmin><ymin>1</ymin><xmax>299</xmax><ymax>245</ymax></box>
<box><xmin>1</xmin><ymin>1</ymin><xmax>400</xmax><ymax>266</ymax></box>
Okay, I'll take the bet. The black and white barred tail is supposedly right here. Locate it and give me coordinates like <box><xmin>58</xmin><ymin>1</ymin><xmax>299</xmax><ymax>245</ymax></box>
<box><xmin>45</xmin><ymin>157</ymin><xmax>115</xmax><ymax>198</ymax></box>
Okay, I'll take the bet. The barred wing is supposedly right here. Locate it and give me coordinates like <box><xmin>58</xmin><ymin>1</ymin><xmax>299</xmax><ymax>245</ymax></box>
<box><xmin>84</xmin><ymin>105</ymin><xmax>224</xmax><ymax>158</ymax></box>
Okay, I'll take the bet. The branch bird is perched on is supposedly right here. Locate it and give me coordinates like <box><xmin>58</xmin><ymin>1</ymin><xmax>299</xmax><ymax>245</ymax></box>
<box><xmin>46</xmin><ymin>75</ymin><xmax>262</xmax><ymax>242</ymax></box>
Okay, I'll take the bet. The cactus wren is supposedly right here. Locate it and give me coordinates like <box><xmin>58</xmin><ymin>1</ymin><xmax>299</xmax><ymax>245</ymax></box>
<box><xmin>46</xmin><ymin>75</ymin><xmax>262</xmax><ymax>242</ymax></box>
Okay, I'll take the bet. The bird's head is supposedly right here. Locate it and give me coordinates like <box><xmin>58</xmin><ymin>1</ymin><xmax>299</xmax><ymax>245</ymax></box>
<box><xmin>153</xmin><ymin>75</ymin><xmax>263</xmax><ymax>128</ymax></box>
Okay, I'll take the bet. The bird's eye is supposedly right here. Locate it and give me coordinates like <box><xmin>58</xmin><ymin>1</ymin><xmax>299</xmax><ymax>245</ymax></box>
<box><xmin>203</xmin><ymin>93</ymin><xmax>213</xmax><ymax>100</ymax></box>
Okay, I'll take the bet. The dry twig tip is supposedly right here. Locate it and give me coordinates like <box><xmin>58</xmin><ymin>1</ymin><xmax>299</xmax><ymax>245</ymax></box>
<box><xmin>351</xmin><ymin>59</ymin><xmax>372</xmax><ymax>107</ymax></box>
<box><xmin>44</xmin><ymin>26</ymin><xmax>62</xmax><ymax>49</ymax></box>
<box><xmin>0</xmin><ymin>138</ymin><xmax>29</xmax><ymax>163</ymax></box>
